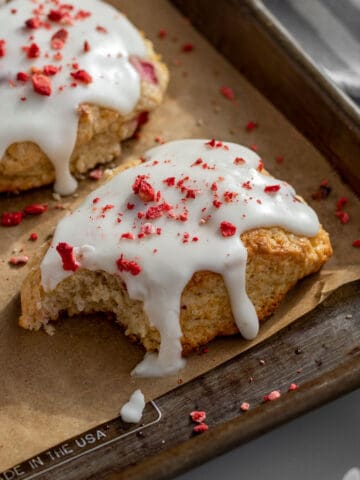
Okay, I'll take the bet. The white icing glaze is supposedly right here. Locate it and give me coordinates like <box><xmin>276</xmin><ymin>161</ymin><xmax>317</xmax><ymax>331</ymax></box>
<box><xmin>0</xmin><ymin>0</ymin><xmax>148</xmax><ymax>194</ymax></box>
<box><xmin>343</xmin><ymin>469</ymin><xmax>360</xmax><ymax>480</ymax></box>
<box><xmin>120</xmin><ymin>389</ymin><xmax>145</xmax><ymax>423</ymax></box>
<box><xmin>40</xmin><ymin>139</ymin><xmax>320</xmax><ymax>377</ymax></box>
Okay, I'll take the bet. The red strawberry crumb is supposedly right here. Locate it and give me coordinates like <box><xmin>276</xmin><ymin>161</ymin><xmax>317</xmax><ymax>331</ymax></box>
<box><xmin>163</xmin><ymin>177</ymin><xmax>175</xmax><ymax>187</ymax></box>
<box><xmin>0</xmin><ymin>39</ymin><xmax>6</xmax><ymax>57</ymax></box>
<box><xmin>213</xmin><ymin>200</ymin><xmax>222</xmax><ymax>209</ymax></box>
<box><xmin>242</xmin><ymin>181</ymin><xmax>252</xmax><ymax>190</ymax></box>
<box><xmin>155</xmin><ymin>135</ymin><xmax>164</xmax><ymax>144</ymax></box>
<box><xmin>145</xmin><ymin>204</ymin><xmax>168</xmax><ymax>220</ymax></box>
<box><xmin>246</xmin><ymin>121</ymin><xmax>257</xmax><ymax>132</ymax></box>
<box><xmin>181</xmin><ymin>43</ymin><xmax>194</xmax><ymax>52</ymax></box>
<box><xmin>336</xmin><ymin>196</ymin><xmax>348</xmax><ymax>210</ymax></box>
<box><xmin>264</xmin><ymin>185</ymin><xmax>280</xmax><ymax>193</ymax></box>
<box><xmin>234</xmin><ymin>157</ymin><xmax>245</xmax><ymax>165</ymax></box>
<box><xmin>11</xmin><ymin>9</ymin><xmax>17</xmax><ymax>14</ymax></box>
<box><xmin>320</xmin><ymin>179</ymin><xmax>328</xmax><ymax>187</ymax></box>
<box><xmin>121</xmin><ymin>232</ymin><xmax>135</xmax><ymax>240</ymax></box>
<box><xmin>29</xmin><ymin>232</ymin><xmax>38</xmax><ymax>241</ymax></box>
<box><xmin>56</xmin><ymin>242</ymin><xmax>79</xmax><ymax>272</ymax></box>
<box><xmin>257</xmin><ymin>160</ymin><xmax>264</xmax><ymax>172</ymax></box>
<box><xmin>25</xmin><ymin>17</ymin><xmax>41</xmax><ymax>29</ymax></box>
<box><xmin>116</xmin><ymin>254</ymin><xmax>142</xmax><ymax>276</ymax></box>
<box><xmin>1</xmin><ymin>211</ymin><xmax>24</xmax><ymax>227</ymax></box>
<box><xmin>190</xmin><ymin>411</ymin><xmax>206</xmax><ymax>423</ymax></box>
<box><xmin>75</xmin><ymin>10</ymin><xmax>91</xmax><ymax>20</ymax></box>
<box><xmin>192</xmin><ymin>236</ymin><xmax>199</xmax><ymax>242</ymax></box>
<box><xmin>158</xmin><ymin>29</ymin><xmax>167</xmax><ymax>38</ymax></box>
<box><xmin>32</xmin><ymin>73</ymin><xmax>52</xmax><ymax>96</ymax></box>
<box><xmin>132</xmin><ymin>175</ymin><xmax>155</xmax><ymax>202</ymax></box>
<box><xmin>276</xmin><ymin>155</ymin><xmax>284</xmax><ymax>164</ymax></box>
<box><xmin>211</xmin><ymin>182</ymin><xmax>218</xmax><ymax>191</ymax></box>
<box><xmin>96</xmin><ymin>25</ymin><xmax>108</xmax><ymax>33</ymax></box>
<box><xmin>127</xmin><ymin>203</ymin><xmax>135</xmax><ymax>210</ymax></box>
<box><xmin>88</xmin><ymin>168</ymin><xmax>103</xmax><ymax>180</ymax></box>
<box><xmin>352</xmin><ymin>239</ymin><xmax>360</xmax><ymax>248</ymax></box>
<box><xmin>9</xmin><ymin>256</ymin><xmax>29</xmax><ymax>266</ymax></box>
<box><xmin>51</xmin><ymin>29</ymin><xmax>68</xmax><ymax>49</ymax></box>
<box><xmin>43</xmin><ymin>65</ymin><xmax>59</xmax><ymax>76</ymax></box>
<box><xmin>48</xmin><ymin>9</ymin><xmax>64</xmax><ymax>22</ymax></box>
<box><xmin>17</xmin><ymin>72</ymin><xmax>30</xmax><ymax>82</ymax></box>
<box><xmin>191</xmin><ymin>158</ymin><xmax>203</xmax><ymax>167</ymax></box>
<box><xmin>24</xmin><ymin>203</ymin><xmax>48</xmax><ymax>215</ymax></box>
<box><xmin>27</xmin><ymin>43</ymin><xmax>41</xmax><ymax>58</ymax></box>
<box><xmin>288</xmin><ymin>383</ymin><xmax>298</xmax><ymax>391</ymax></box>
<box><xmin>250</xmin><ymin>144</ymin><xmax>258</xmax><ymax>152</ymax></box>
<box><xmin>92</xmin><ymin>197</ymin><xmax>100</xmax><ymax>204</ymax></box>
<box><xmin>220</xmin><ymin>221</ymin><xmax>236</xmax><ymax>237</ymax></box>
<box><xmin>179</xmin><ymin>212</ymin><xmax>188</xmax><ymax>222</ymax></box>
<box><xmin>71</xmin><ymin>69</ymin><xmax>92</xmax><ymax>84</ymax></box>
<box><xmin>83</xmin><ymin>40</ymin><xmax>91</xmax><ymax>52</ymax></box>
<box><xmin>240</xmin><ymin>402</ymin><xmax>250</xmax><ymax>412</ymax></box>
<box><xmin>264</xmin><ymin>390</ymin><xmax>281</xmax><ymax>402</ymax></box>
<box><xmin>220</xmin><ymin>85</ymin><xmax>235</xmax><ymax>100</ymax></box>
<box><xmin>335</xmin><ymin>211</ymin><xmax>349</xmax><ymax>224</ymax></box>
<box><xmin>193</xmin><ymin>423</ymin><xmax>208</xmax><ymax>434</ymax></box>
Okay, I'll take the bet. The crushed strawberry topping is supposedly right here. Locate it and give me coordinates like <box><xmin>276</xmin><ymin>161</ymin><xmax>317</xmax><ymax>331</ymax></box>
<box><xmin>220</xmin><ymin>85</ymin><xmax>235</xmax><ymax>100</ymax></box>
<box><xmin>336</xmin><ymin>196</ymin><xmax>348</xmax><ymax>210</ymax></box>
<box><xmin>246</xmin><ymin>121</ymin><xmax>257</xmax><ymax>132</ymax></box>
<box><xmin>264</xmin><ymin>185</ymin><xmax>280</xmax><ymax>193</ymax></box>
<box><xmin>220</xmin><ymin>221</ymin><xmax>236</xmax><ymax>237</ymax></box>
<box><xmin>27</xmin><ymin>43</ymin><xmax>41</xmax><ymax>58</ymax></box>
<box><xmin>193</xmin><ymin>423</ymin><xmax>208</xmax><ymax>434</ymax></box>
<box><xmin>132</xmin><ymin>175</ymin><xmax>155</xmax><ymax>202</ymax></box>
<box><xmin>116</xmin><ymin>254</ymin><xmax>142</xmax><ymax>276</ymax></box>
<box><xmin>263</xmin><ymin>390</ymin><xmax>281</xmax><ymax>402</ymax></box>
<box><xmin>190</xmin><ymin>411</ymin><xmax>206</xmax><ymax>423</ymax></box>
<box><xmin>1</xmin><ymin>211</ymin><xmax>24</xmax><ymax>227</ymax></box>
<box><xmin>0</xmin><ymin>39</ymin><xmax>6</xmax><ymax>57</ymax></box>
<box><xmin>335</xmin><ymin>211</ymin><xmax>349</xmax><ymax>224</ymax></box>
<box><xmin>32</xmin><ymin>74</ymin><xmax>52</xmax><ymax>96</ymax></box>
<box><xmin>29</xmin><ymin>232</ymin><xmax>38</xmax><ymax>241</ymax></box>
<box><xmin>70</xmin><ymin>69</ymin><xmax>92</xmax><ymax>84</ymax></box>
<box><xmin>24</xmin><ymin>203</ymin><xmax>48</xmax><ymax>215</ymax></box>
<box><xmin>240</xmin><ymin>402</ymin><xmax>250</xmax><ymax>411</ymax></box>
<box><xmin>51</xmin><ymin>28</ymin><xmax>68</xmax><ymax>49</ymax></box>
<box><xmin>17</xmin><ymin>71</ymin><xmax>30</xmax><ymax>82</ymax></box>
<box><xmin>25</xmin><ymin>17</ymin><xmax>41</xmax><ymax>29</ymax></box>
<box><xmin>352</xmin><ymin>239</ymin><xmax>360</xmax><ymax>248</ymax></box>
<box><xmin>9</xmin><ymin>256</ymin><xmax>29</xmax><ymax>266</ymax></box>
<box><xmin>43</xmin><ymin>65</ymin><xmax>60</xmax><ymax>76</ymax></box>
<box><xmin>56</xmin><ymin>242</ymin><xmax>79</xmax><ymax>271</ymax></box>
<box><xmin>181</xmin><ymin>43</ymin><xmax>194</xmax><ymax>52</ymax></box>
<box><xmin>288</xmin><ymin>383</ymin><xmax>298</xmax><ymax>391</ymax></box>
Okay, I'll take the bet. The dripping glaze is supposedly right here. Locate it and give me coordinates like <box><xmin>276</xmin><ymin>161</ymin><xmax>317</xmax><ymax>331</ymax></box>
<box><xmin>0</xmin><ymin>0</ymin><xmax>148</xmax><ymax>194</ymax></box>
<box><xmin>40</xmin><ymin>139</ymin><xmax>320</xmax><ymax>377</ymax></box>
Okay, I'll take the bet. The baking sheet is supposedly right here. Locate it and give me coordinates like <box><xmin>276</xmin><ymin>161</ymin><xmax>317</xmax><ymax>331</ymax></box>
<box><xmin>0</xmin><ymin>0</ymin><xmax>359</xmax><ymax>470</ymax></box>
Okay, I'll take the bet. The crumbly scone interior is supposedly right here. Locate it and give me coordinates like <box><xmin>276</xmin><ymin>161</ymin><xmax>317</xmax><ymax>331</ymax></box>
<box><xmin>20</xmin><ymin>225</ymin><xmax>332</xmax><ymax>354</ymax></box>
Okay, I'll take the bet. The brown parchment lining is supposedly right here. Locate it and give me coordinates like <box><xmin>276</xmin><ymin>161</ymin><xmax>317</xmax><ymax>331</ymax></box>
<box><xmin>0</xmin><ymin>0</ymin><xmax>359</xmax><ymax>470</ymax></box>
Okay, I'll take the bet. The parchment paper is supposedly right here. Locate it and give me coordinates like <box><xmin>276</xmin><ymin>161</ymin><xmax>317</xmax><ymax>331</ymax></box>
<box><xmin>1</xmin><ymin>0</ymin><xmax>359</xmax><ymax>470</ymax></box>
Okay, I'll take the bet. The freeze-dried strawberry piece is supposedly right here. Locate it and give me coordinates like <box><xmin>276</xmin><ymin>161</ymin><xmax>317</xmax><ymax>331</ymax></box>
<box><xmin>190</xmin><ymin>411</ymin><xmax>206</xmax><ymax>423</ymax></box>
<box><xmin>352</xmin><ymin>239</ymin><xmax>360</xmax><ymax>248</ymax></box>
<box><xmin>43</xmin><ymin>65</ymin><xmax>60</xmax><ymax>76</ymax></box>
<box><xmin>27</xmin><ymin>43</ymin><xmax>41</xmax><ymax>58</ymax></box>
<box><xmin>47</xmin><ymin>9</ymin><xmax>64</xmax><ymax>22</ymax></box>
<box><xmin>263</xmin><ymin>390</ymin><xmax>281</xmax><ymax>402</ymax></box>
<box><xmin>158</xmin><ymin>29</ymin><xmax>167</xmax><ymax>39</ymax></box>
<box><xmin>1</xmin><ymin>211</ymin><xmax>24</xmax><ymax>226</ymax></box>
<box><xmin>163</xmin><ymin>177</ymin><xmax>175</xmax><ymax>187</ymax></box>
<box><xmin>9</xmin><ymin>256</ymin><xmax>29</xmax><ymax>266</ymax></box>
<box><xmin>116</xmin><ymin>254</ymin><xmax>142</xmax><ymax>276</ymax></box>
<box><xmin>234</xmin><ymin>157</ymin><xmax>245</xmax><ymax>165</ymax></box>
<box><xmin>220</xmin><ymin>221</ymin><xmax>236</xmax><ymax>237</ymax></box>
<box><xmin>335</xmin><ymin>211</ymin><xmax>350</xmax><ymax>224</ymax></box>
<box><xmin>51</xmin><ymin>28</ymin><xmax>68</xmax><ymax>49</ymax></box>
<box><xmin>96</xmin><ymin>25</ymin><xmax>108</xmax><ymax>33</ymax></box>
<box><xmin>181</xmin><ymin>43</ymin><xmax>194</xmax><ymax>52</ymax></box>
<box><xmin>121</xmin><ymin>232</ymin><xmax>135</xmax><ymax>240</ymax></box>
<box><xmin>240</xmin><ymin>402</ymin><xmax>250</xmax><ymax>411</ymax></box>
<box><xmin>336</xmin><ymin>196</ymin><xmax>348</xmax><ymax>211</ymax></box>
<box><xmin>29</xmin><ymin>232</ymin><xmax>38</xmax><ymax>241</ymax></box>
<box><xmin>246</xmin><ymin>120</ymin><xmax>257</xmax><ymax>132</ymax></box>
<box><xmin>132</xmin><ymin>175</ymin><xmax>155</xmax><ymax>202</ymax></box>
<box><xmin>56</xmin><ymin>242</ymin><xmax>79</xmax><ymax>271</ymax></box>
<box><xmin>32</xmin><ymin>74</ymin><xmax>52</xmax><ymax>96</ymax></box>
<box><xmin>75</xmin><ymin>10</ymin><xmax>91</xmax><ymax>20</ymax></box>
<box><xmin>288</xmin><ymin>383</ymin><xmax>298</xmax><ymax>391</ymax></box>
<box><xmin>0</xmin><ymin>39</ymin><xmax>6</xmax><ymax>58</ymax></box>
<box><xmin>130</xmin><ymin>57</ymin><xmax>158</xmax><ymax>84</ymax></box>
<box><xmin>220</xmin><ymin>85</ymin><xmax>235</xmax><ymax>100</ymax></box>
<box><xmin>71</xmin><ymin>69</ymin><xmax>92</xmax><ymax>84</ymax></box>
<box><xmin>25</xmin><ymin>17</ymin><xmax>41</xmax><ymax>29</ymax></box>
<box><xmin>83</xmin><ymin>40</ymin><xmax>91</xmax><ymax>52</ymax></box>
<box><xmin>193</xmin><ymin>423</ymin><xmax>208</xmax><ymax>434</ymax></box>
<box><xmin>145</xmin><ymin>204</ymin><xmax>167</xmax><ymax>220</ymax></box>
<box><xmin>24</xmin><ymin>203</ymin><xmax>48</xmax><ymax>215</ymax></box>
<box><xmin>17</xmin><ymin>71</ymin><xmax>30</xmax><ymax>82</ymax></box>
<box><xmin>264</xmin><ymin>185</ymin><xmax>280</xmax><ymax>193</ymax></box>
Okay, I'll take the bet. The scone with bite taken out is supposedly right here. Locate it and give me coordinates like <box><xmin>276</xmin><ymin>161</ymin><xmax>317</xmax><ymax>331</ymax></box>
<box><xmin>20</xmin><ymin>140</ymin><xmax>332</xmax><ymax>376</ymax></box>
<box><xmin>0</xmin><ymin>0</ymin><xmax>168</xmax><ymax>195</ymax></box>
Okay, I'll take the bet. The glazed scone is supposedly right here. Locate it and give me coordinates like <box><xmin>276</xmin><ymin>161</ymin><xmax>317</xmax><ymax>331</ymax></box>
<box><xmin>0</xmin><ymin>0</ymin><xmax>168</xmax><ymax>194</ymax></box>
<box><xmin>20</xmin><ymin>140</ymin><xmax>332</xmax><ymax>376</ymax></box>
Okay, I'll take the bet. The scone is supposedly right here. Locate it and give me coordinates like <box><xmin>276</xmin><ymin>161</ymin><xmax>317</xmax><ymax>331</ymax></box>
<box><xmin>20</xmin><ymin>140</ymin><xmax>332</xmax><ymax>376</ymax></box>
<box><xmin>0</xmin><ymin>0</ymin><xmax>168</xmax><ymax>195</ymax></box>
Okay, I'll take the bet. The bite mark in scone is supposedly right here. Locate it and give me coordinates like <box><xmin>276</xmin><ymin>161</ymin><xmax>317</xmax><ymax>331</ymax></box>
<box><xmin>0</xmin><ymin>0</ymin><xmax>169</xmax><ymax>194</ymax></box>
<box><xmin>20</xmin><ymin>140</ymin><xmax>332</xmax><ymax>377</ymax></box>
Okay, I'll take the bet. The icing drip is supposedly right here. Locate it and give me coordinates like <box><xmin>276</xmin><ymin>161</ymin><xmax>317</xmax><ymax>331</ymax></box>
<box><xmin>0</xmin><ymin>0</ymin><xmax>148</xmax><ymax>194</ymax></box>
<box><xmin>120</xmin><ymin>389</ymin><xmax>145</xmax><ymax>423</ymax></box>
<box><xmin>40</xmin><ymin>139</ymin><xmax>320</xmax><ymax>377</ymax></box>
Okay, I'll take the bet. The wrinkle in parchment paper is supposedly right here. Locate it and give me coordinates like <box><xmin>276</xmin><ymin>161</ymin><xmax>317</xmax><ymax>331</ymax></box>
<box><xmin>0</xmin><ymin>0</ymin><xmax>359</xmax><ymax>470</ymax></box>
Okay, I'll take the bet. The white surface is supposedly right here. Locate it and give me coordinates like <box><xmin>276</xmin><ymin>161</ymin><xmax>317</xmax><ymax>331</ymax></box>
<box><xmin>176</xmin><ymin>388</ymin><xmax>360</xmax><ymax>480</ymax></box>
